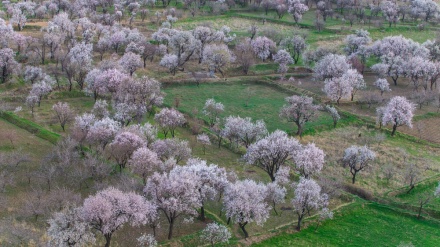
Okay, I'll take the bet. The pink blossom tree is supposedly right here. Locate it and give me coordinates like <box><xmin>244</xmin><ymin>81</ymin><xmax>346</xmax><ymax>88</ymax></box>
<box><xmin>323</xmin><ymin>75</ymin><xmax>352</xmax><ymax>105</ymax></box>
<box><xmin>234</xmin><ymin>40</ymin><xmax>255</xmax><ymax>75</ymax></box>
<box><xmin>280</xmin><ymin>35</ymin><xmax>307</xmax><ymax>64</ymax></box>
<box><xmin>243</xmin><ymin>130</ymin><xmax>300</xmax><ymax>182</ymax></box>
<box><xmin>10</xmin><ymin>2</ymin><xmax>35</xmax><ymax>31</ymax></box>
<box><xmin>80</xmin><ymin>187</ymin><xmax>157</xmax><ymax>247</ymax></box>
<box><xmin>288</xmin><ymin>0</ymin><xmax>309</xmax><ymax>24</ymax></box>
<box><xmin>410</xmin><ymin>0</ymin><xmax>439</xmax><ymax>22</ymax></box>
<box><xmin>200</xmin><ymin>222</ymin><xmax>231</xmax><ymax>247</ymax></box>
<box><xmin>202</xmin><ymin>98</ymin><xmax>224</xmax><ymax>127</ymax></box>
<box><xmin>223</xmin><ymin>179</ymin><xmax>270</xmax><ymax>238</ymax></box>
<box><xmin>251</xmin><ymin>36</ymin><xmax>276</xmax><ymax>61</ymax></box>
<box><xmin>265</xmin><ymin>182</ymin><xmax>286</xmax><ymax>215</ymax></box>
<box><xmin>403</xmin><ymin>56</ymin><xmax>432</xmax><ymax>91</ymax></box>
<box><xmin>114</xmin><ymin>76</ymin><xmax>164</xmax><ymax>124</ymax></box>
<box><xmin>47</xmin><ymin>207</ymin><xmax>96</xmax><ymax>247</ymax></box>
<box><xmin>371</xmin><ymin>55</ymin><xmax>406</xmax><ymax>86</ymax></box>
<box><xmin>193</xmin><ymin>26</ymin><xmax>225</xmax><ymax>63</ymax></box>
<box><xmin>71</xmin><ymin>113</ymin><xmax>96</xmax><ymax>149</ymax></box>
<box><xmin>325</xmin><ymin>105</ymin><xmax>340</xmax><ymax>128</ymax></box>
<box><xmin>109</xmin><ymin>131</ymin><xmax>147</xmax><ymax>172</ymax></box>
<box><xmin>24</xmin><ymin>66</ymin><xmax>44</xmax><ymax>84</ymax></box>
<box><xmin>222</xmin><ymin>116</ymin><xmax>268</xmax><ymax>148</ymax></box>
<box><xmin>159</xmin><ymin>54</ymin><xmax>179</xmax><ymax>75</ymax></box>
<box><xmin>275</xmin><ymin>0</ymin><xmax>288</xmax><ymax>19</ymax></box>
<box><xmin>273</xmin><ymin>49</ymin><xmax>294</xmax><ymax>77</ymax></box>
<box><xmin>65</xmin><ymin>42</ymin><xmax>93</xmax><ymax>90</ymax></box>
<box><xmin>128</xmin><ymin>147</ymin><xmax>163</xmax><ymax>184</ymax></box>
<box><xmin>279</xmin><ymin>95</ymin><xmax>320</xmax><ymax>137</ymax></box>
<box><xmin>202</xmin><ymin>44</ymin><xmax>235</xmax><ymax>77</ymax></box>
<box><xmin>144</xmin><ymin>168</ymin><xmax>201</xmax><ymax>239</ymax></box>
<box><xmin>52</xmin><ymin>102</ymin><xmax>74</xmax><ymax>131</ymax></box>
<box><xmin>29</xmin><ymin>76</ymin><xmax>54</xmax><ymax>107</ymax></box>
<box><xmin>119</xmin><ymin>51</ymin><xmax>143</xmax><ymax>76</ymax></box>
<box><xmin>182</xmin><ymin>158</ymin><xmax>229</xmax><ymax>221</ymax></box>
<box><xmin>314</xmin><ymin>54</ymin><xmax>350</xmax><ymax>80</ymax></box>
<box><xmin>374</xmin><ymin>78</ymin><xmax>391</xmax><ymax>96</ymax></box>
<box><xmin>151</xmin><ymin>138</ymin><xmax>191</xmax><ymax>164</ymax></box>
<box><xmin>381</xmin><ymin>1</ymin><xmax>399</xmax><ymax>27</ymax></box>
<box><xmin>342</xmin><ymin>145</ymin><xmax>376</xmax><ymax>184</ymax></box>
<box><xmin>91</xmin><ymin>99</ymin><xmax>110</xmax><ymax>119</ymax></box>
<box><xmin>154</xmin><ymin>108</ymin><xmax>186</xmax><ymax>138</ymax></box>
<box><xmin>197</xmin><ymin>133</ymin><xmax>211</xmax><ymax>154</ymax></box>
<box><xmin>86</xmin><ymin>117</ymin><xmax>121</xmax><ymax>150</ymax></box>
<box><xmin>344</xmin><ymin>29</ymin><xmax>371</xmax><ymax>55</ymax></box>
<box><xmin>292</xmin><ymin>177</ymin><xmax>329</xmax><ymax>230</ymax></box>
<box><xmin>0</xmin><ymin>48</ymin><xmax>20</xmax><ymax>84</ymax></box>
<box><xmin>292</xmin><ymin>143</ymin><xmax>326</xmax><ymax>178</ymax></box>
<box><xmin>25</xmin><ymin>95</ymin><xmax>38</xmax><ymax>115</ymax></box>
<box><xmin>382</xmin><ymin>96</ymin><xmax>415</xmax><ymax>136</ymax></box>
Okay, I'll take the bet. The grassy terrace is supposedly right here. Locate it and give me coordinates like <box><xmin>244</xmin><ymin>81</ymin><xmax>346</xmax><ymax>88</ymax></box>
<box><xmin>253</xmin><ymin>201</ymin><xmax>440</xmax><ymax>247</ymax></box>
<box><xmin>163</xmin><ymin>81</ymin><xmax>360</xmax><ymax>135</ymax></box>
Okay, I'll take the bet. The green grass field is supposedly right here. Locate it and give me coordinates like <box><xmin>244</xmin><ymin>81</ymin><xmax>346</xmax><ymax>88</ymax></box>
<box><xmin>163</xmin><ymin>81</ymin><xmax>359</xmax><ymax>135</ymax></box>
<box><xmin>396</xmin><ymin>179</ymin><xmax>440</xmax><ymax>211</ymax></box>
<box><xmin>253</xmin><ymin>202</ymin><xmax>440</xmax><ymax>247</ymax></box>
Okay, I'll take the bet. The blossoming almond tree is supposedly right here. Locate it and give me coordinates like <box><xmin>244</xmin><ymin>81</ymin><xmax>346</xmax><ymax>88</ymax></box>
<box><xmin>243</xmin><ymin>130</ymin><xmax>301</xmax><ymax>182</ymax></box>
<box><xmin>80</xmin><ymin>187</ymin><xmax>157</xmax><ymax>247</ymax></box>
<box><xmin>279</xmin><ymin>95</ymin><xmax>320</xmax><ymax>137</ymax></box>
<box><xmin>223</xmin><ymin>179</ymin><xmax>270</xmax><ymax>238</ymax></box>
<box><xmin>381</xmin><ymin>96</ymin><xmax>415</xmax><ymax>136</ymax></box>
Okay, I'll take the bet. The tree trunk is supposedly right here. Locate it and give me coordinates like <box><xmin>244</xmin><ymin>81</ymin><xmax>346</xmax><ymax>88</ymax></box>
<box><xmin>406</xmin><ymin>184</ymin><xmax>415</xmax><ymax>194</ymax></box>
<box><xmin>168</xmin><ymin>218</ymin><xmax>174</xmax><ymax>240</ymax></box>
<box><xmin>200</xmin><ymin>206</ymin><xmax>206</xmax><ymax>221</ymax></box>
<box><xmin>417</xmin><ymin>203</ymin><xmax>423</xmax><ymax>219</ymax></box>
<box><xmin>273</xmin><ymin>201</ymin><xmax>278</xmax><ymax>215</ymax></box>
<box><xmin>239</xmin><ymin>222</ymin><xmax>248</xmax><ymax>238</ymax></box>
<box><xmin>296</xmin><ymin>215</ymin><xmax>303</xmax><ymax>231</ymax></box>
<box><xmin>269</xmin><ymin>172</ymin><xmax>276</xmax><ymax>182</ymax></box>
<box><xmin>296</xmin><ymin>124</ymin><xmax>303</xmax><ymax>138</ymax></box>
<box><xmin>104</xmin><ymin>233</ymin><xmax>112</xmax><ymax>247</ymax></box>
<box><xmin>391</xmin><ymin>124</ymin><xmax>397</xmax><ymax>136</ymax></box>
<box><xmin>352</xmin><ymin>172</ymin><xmax>356</xmax><ymax>184</ymax></box>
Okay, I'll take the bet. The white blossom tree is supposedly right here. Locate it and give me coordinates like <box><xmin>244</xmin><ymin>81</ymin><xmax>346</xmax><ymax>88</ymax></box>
<box><xmin>265</xmin><ymin>182</ymin><xmax>286</xmax><ymax>215</ymax></box>
<box><xmin>222</xmin><ymin>116</ymin><xmax>268</xmax><ymax>148</ymax></box>
<box><xmin>314</xmin><ymin>54</ymin><xmax>350</xmax><ymax>80</ymax></box>
<box><xmin>279</xmin><ymin>95</ymin><xmax>320</xmax><ymax>137</ymax></box>
<box><xmin>223</xmin><ymin>179</ymin><xmax>270</xmax><ymax>238</ymax></box>
<box><xmin>243</xmin><ymin>130</ymin><xmax>300</xmax><ymax>182</ymax></box>
<box><xmin>202</xmin><ymin>44</ymin><xmax>235</xmax><ymax>77</ymax></box>
<box><xmin>202</xmin><ymin>98</ymin><xmax>224</xmax><ymax>126</ymax></box>
<box><xmin>80</xmin><ymin>187</ymin><xmax>157</xmax><ymax>247</ymax></box>
<box><xmin>0</xmin><ymin>48</ymin><xmax>20</xmax><ymax>84</ymax></box>
<box><xmin>154</xmin><ymin>108</ymin><xmax>186</xmax><ymax>138</ymax></box>
<box><xmin>292</xmin><ymin>143</ymin><xmax>325</xmax><ymax>178</ymax></box>
<box><xmin>374</xmin><ymin>78</ymin><xmax>391</xmax><ymax>96</ymax></box>
<box><xmin>52</xmin><ymin>102</ymin><xmax>74</xmax><ymax>131</ymax></box>
<box><xmin>292</xmin><ymin>177</ymin><xmax>329</xmax><ymax>231</ymax></box>
<box><xmin>342</xmin><ymin>145</ymin><xmax>376</xmax><ymax>184</ymax></box>
<box><xmin>47</xmin><ymin>206</ymin><xmax>95</xmax><ymax>247</ymax></box>
<box><xmin>280</xmin><ymin>35</ymin><xmax>307</xmax><ymax>64</ymax></box>
<box><xmin>325</xmin><ymin>105</ymin><xmax>340</xmax><ymax>128</ymax></box>
<box><xmin>251</xmin><ymin>36</ymin><xmax>276</xmax><ymax>61</ymax></box>
<box><xmin>381</xmin><ymin>96</ymin><xmax>415</xmax><ymax>136</ymax></box>
<box><xmin>200</xmin><ymin>223</ymin><xmax>231</xmax><ymax>247</ymax></box>
<box><xmin>144</xmin><ymin>168</ymin><xmax>201</xmax><ymax>239</ymax></box>
<box><xmin>288</xmin><ymin>0</ymin><xmax>309</xmax><ymax>24</ymax></box>
<box><xmin>273</xmin><ymin>49</ymin><xmax>294</xmax><ymax>77</ymax></box>
<box><xmin>119</xmin><ymin>52</ymin><xmax>143</xmax><ymax>76</ymax></box>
